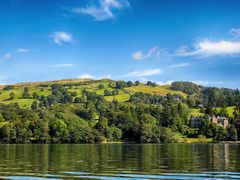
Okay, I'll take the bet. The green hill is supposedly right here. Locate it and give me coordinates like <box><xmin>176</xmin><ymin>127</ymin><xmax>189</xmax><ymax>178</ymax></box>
<box><xmin>0</xmin><ymin>78</ymin><xmax>187</xmax><ymax>108</ymax></box>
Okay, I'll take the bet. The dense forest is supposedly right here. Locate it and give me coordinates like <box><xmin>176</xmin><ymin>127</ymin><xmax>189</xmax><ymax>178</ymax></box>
<box><xmin>0</xmin><ymin>80</ymin><xmax>239</xmax><ymax>143</ymax></box>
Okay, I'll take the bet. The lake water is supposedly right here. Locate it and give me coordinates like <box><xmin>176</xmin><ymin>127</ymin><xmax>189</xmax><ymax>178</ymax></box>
<box><xmin>0</xmin><ymin>144</ymin><xmax>240</xmax><ymax>179</ymax></box>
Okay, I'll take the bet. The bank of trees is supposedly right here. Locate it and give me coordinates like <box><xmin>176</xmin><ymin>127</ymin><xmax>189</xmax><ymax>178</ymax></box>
<box><xmin>0</xmin><ymin>84</ymin><xmax>190</xmax><ymax>143</ymax></box>
<box><xmin>0</xmin><ymin>81</ymin><xmax>239</xmax><ymax>143</ymax></box>
<box><xmin>171</xmin><ymin>81</ymin><xmax>240</xmax><ymax>108</ymax></box>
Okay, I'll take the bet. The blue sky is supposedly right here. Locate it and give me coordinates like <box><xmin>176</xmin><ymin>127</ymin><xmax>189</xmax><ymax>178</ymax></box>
<box><xmin>0</xmin><ymin>0</ymin><xmax>240</xmax><ymax>88</ymax></box>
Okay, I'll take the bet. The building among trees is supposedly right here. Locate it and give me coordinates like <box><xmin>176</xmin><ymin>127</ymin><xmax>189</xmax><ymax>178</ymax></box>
<box><xmin>209</xmin><ymin>116</ymin><xmax>229</xmax><ymax>128</ymax></box>
<box><xmin>190</xmin><ymin>115</ymin><xmax>229</xmax><ymax>128</ymax></box>
<box><xmin>189</xmin><ymin>116</ymin><xmax>204</xmax><ymax>128</ymax></box>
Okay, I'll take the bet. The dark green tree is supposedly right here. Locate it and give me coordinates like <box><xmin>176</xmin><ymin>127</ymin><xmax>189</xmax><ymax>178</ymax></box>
<box><xmin>31</xmin><ymin>100</ymin><xmax>38</xmax><ymax>110</ymax></box>
<box><xmin>98</xmin><ymin>84</ymin><xmax>105</xmax><ymax>89</ymax></box>
<box><xmin>22</xmin><ymin>87</ymin><xmax>30</xmax><ymax>99</ymax></box>
<box><xmin>9</xmin><ymin>92</ymin><xmax>15</xmax><ymax>100</ymax></box>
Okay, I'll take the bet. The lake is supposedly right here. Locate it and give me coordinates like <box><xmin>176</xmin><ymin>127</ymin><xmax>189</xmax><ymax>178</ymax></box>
<box><xmin>0</xmin><ymin>143</ymin><xmax>240</xmax><ymax>179</ymax></box>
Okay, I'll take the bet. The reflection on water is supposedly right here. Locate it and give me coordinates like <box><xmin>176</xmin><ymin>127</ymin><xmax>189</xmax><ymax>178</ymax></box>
<box><xmin>0</xmin><ymin>143</ymin><xmax>240</xmax><ymax>179</ymax></box>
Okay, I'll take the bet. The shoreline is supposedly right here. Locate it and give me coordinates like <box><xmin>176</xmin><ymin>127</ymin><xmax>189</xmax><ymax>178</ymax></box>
<box><xmin>1</xmin><ymin>139</ymin><xmax>240</xmax><ymax>144</ymax></box>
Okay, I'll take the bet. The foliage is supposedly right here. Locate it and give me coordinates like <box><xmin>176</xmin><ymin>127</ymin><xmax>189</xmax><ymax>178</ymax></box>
<box><xmin>171</xmin><ymin>81</ymin><xmax>199</xmax><ymax>95</ymax></box>
<box><xmin>9</xmin><ymin>92</ymin><xmax>15</xmax><ymax>100</ymax></box>
<box><xmin>0</xmin><ymin>79</ymin><xmax>239</xmax><ymax>143</ymax></box>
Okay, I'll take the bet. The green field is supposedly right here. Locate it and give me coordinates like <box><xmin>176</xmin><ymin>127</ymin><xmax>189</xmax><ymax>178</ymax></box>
<box><xmin>125</xmin><ymin>84</ymin><xmax>187</xmax><ymax>97</ymax></box>
<box><xmin>190</xmin><ymin>106</ymin><xmax>236</xmax><ymax>117</ymax></box>
<box><xmin>183</xmin><ymin>137</ymin><xmax>213</xmax><ymax>143</ymax></box>
<box><xmin>0</xmin><ymin>86</ymin><xmax>52</xmax><ymax>108</ymax></box>
<box><xmin>190</xmin><ymin>108</ymin><xmax>204</xmax><ymax>116</ymax></box>
<box><xmin>214</xmin><ymin>106</ymin><xmax>236</xmax><ymax>117</ymax></box>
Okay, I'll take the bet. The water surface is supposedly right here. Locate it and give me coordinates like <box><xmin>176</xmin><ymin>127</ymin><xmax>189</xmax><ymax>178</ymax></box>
<box><xmin>0</xmin><ymin>143</ymin><xmax>240</xmax><ymax>179</ymax></box>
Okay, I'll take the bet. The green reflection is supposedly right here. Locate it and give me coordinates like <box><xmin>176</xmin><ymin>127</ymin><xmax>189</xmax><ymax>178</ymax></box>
<box><xmin>0</xmin><ymin>144</ymin><xmax>239</xmax><ymax>177</ymax></box>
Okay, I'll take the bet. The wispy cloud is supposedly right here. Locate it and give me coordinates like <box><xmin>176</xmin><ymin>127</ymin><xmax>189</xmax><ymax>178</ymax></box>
<box><xmin>157</xmin><ymin>80</ymin><xmax>173</xmax><ymax>85</ymax></box>
<box><xmin>169</xmin><ymin>62</ymin><xmax>192</xmax><ymax>68</ymax></box>
<box><xmin>72</xmin><ymin>0</ymin><xmax>130</xmax><ymax>21</ymax></box>
<box><xmin>78</xmin><ymin>73</ymin><xmax>95</xmax><ymax>79</ymax></box>
<box><xmin>230</xmin><ymin>28</ymin><xmax>240</xmax><ymax>39</ymax></box>
<box><xmin>132</xmin><ymin>46</ymin><xmax>165</xmax><ymax>60</ymax></box>
<box><xmin>121</xmin><ymin>69</ymin><xmax>162</xmax><ymax>78</ymax></box>
<box><xmin>193</xmin><ymin>80</ymin><xmax>224</xmax><ymax>86</ymax></box>
<box><xmin>174</xmin><ymin>45</ymin><xmax>189</xmax><ymax>54</ymax></box>
<box><xmin>52</xmin><ymin>31</ymin><xmax>73</xmax><ymax>45</ymax></box>
<box><xmin>193</xmin><ymin>80</ymin><xmax>209</xmax><ymax>86</ymax></box>
<box><xmin>4</xmin><ymin>53</ymin><xmax>12</xmax><ymax>59</ymax></box>
<box><xmin>98</xmin><ymin>74</ymin><xmax>112</xmax><ymax>79</ymax></box>
<box><xmin>174</xmin><ymin>39</ymin><xmax>240</xmax><ymax>58</ymax></box>
<box><xmin>3</xmin><ymin>48</ymin><xmax>32</xmax><ymax>59</ymax></box>
<box><xmin>17</xmin><ymin>48</ymin><xmax>31</xmax><ymax>53</ymax></box>
<box><xmin>138</xmin><ymin>29</ymin><xmax>240</xmax><ymax>60</ymax></box>
<box><xmin>78</xmin><ymin>73</ymin><xmax>112</xmax><ymax>79</ymax></box>
<box><xmin>50</xmin><ymin>63</ymin><xmax>74</xmax><ymax>68</ymax></box>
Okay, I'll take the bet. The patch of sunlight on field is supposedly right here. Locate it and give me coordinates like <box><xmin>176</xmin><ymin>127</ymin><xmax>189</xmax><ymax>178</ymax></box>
<box><xmin>183</xmin><ymin>137</ymin><xmax>213</xmax><ymax>143</ymax></box>
<box><xmin>29</xmin><ymin>87</ymin><xmax>52</xmax><ymax>96</ymax></box>
<box><xmin>0</xmin><ymin>88</ymin><xmax>24</xmax><ymax>101</ymax></box>
<box><xmin>214</xmin><ymin>106</ymin><xmax>236</xmax><ymax>117</ymax></box>
<box><xmin>89</xmin><ymin>87</ymin><xmax>114</xmax><ymax>96</ymax></box>
<box><xmin>105</xmin><ymin>93</ymin><xmax>130</xmax><ymax>102</ymax></box>
<box><xmin>1</xmin><ymin>99</ymin><xmax>36</xmax><ymax>108</ymax></box>
<box><xmin>125</xmin><ymin>85</ymin><xmax>187</xmax><ymax>97</ymax></box>
<box><xmin>190</xmin><ymin>107</ymin><xmax>236</xmax><ymax>117</ymax></box>
<box><xmin>190</xmin><ymin>108</ymin><xmax>204</xmax><ymax>116</ymax></box>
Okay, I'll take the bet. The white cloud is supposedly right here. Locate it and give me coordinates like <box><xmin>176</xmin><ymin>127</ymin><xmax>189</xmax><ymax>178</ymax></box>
<box><xmin>78</xmin><ymin>73</ymin><xmax>95</xmax><ymax>79</ymax></box>
<box><xmin>169</xmin><ymin>62</ymin><xmax>192</xmax><ymax>68</ymax></box>
<box><xmin>175</xmin><ymin>45</ymin><xmax>188</xmax><ymax>54</ymax></box>
<box><xmin>157</xmin><ymin>80</ymin><xmax>173</xmax><ymax>85</ymax></box>
<box><xmin>52</xmin><ymin>32</ymin><xmax>73</xmax><ymax>45</ymax></box>
<box><xmin>17</xmin><ymin>48</ymin><xmax>31</xmax><ymax>53</ymax></box>
<box><xmin>98</xmin><ymin>74</ymin><xmax>112</xmax><ymax>79</ymax></box>
<box><xmin>132</xmin><ymin>29</ymin><xmax>240</xmax><ymax>60</ymax></box>
<box><xmin>72</xmin><ymin>0</ymin><xmax>129</xmax><ymax>21</ymax></box>
<box><xmin>175</xmin><ymin>39</ymin><xmax>240</xmax><ymax>58</ymax></box>
<box><xmin>230</xmin><ymin>28</ymin><xmax>240</xmax><ymax>39</ymax></box>
<box><xmin>132</xmin><ymin>46</ymin><xmax>164</xmax><ymax>60</ymax></box>
<box><xmin>121</xmin><ymin>69</ymin><xmax>162</xmax><ymax>78</ymax></box>
<box><xmin>77</xmin><ymin>73</ymin><xmax>112</xmax><ymax>79</ymax></box>
<box><xmin>3</xmin><ymin>48</ymin><xmax>31</xmax><ymax>59</ymax></box>
<box><xmin>51</xmin><ymin>63</ymin><xmax>74</xmax><ymax>68</ymax></box>
<box><xmin>193</xmin><ymin>80</ymin><xmax>209</xmax><ymax>86</ymax></box>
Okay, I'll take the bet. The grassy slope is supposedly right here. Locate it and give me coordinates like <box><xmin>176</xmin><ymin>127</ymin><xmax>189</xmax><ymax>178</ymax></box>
<box><xmin>0</xmin><ymin>78</ymin><xmax>188</xmax><ymax>109</ymax></box>
<box><xmin>190</xmin><ymin>108</ymin><xmax>204</xmax><ymax>116</ymax></box>
<box><xmin>125</xmin><ymin>84</ymin><xmax>187</xmax><ymax>97</ymax></box>
<box><xmin>190</xmin><ymin>107</ymin><xmax>235</xmax><ymax>117</ymax></box>
<box><xmin>0</xmin><ymin>78</ymin><xmax>236</xmax><ymax>118</ymax></box>
<box><xmin>214</xmin><ymin>106</ymin><xmax>235</xmax><ymax>117</ymax></box>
